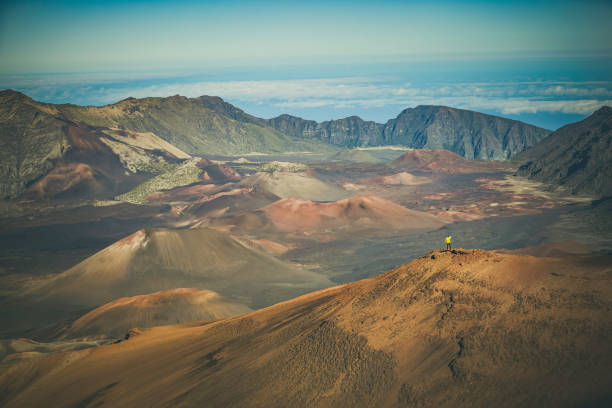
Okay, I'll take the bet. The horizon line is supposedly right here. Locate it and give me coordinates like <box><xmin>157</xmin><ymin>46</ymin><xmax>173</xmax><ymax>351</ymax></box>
<box><xmin>3</xmin><ymin>87</ymin><xmax>580</xmax><ymax>131</ymax></box>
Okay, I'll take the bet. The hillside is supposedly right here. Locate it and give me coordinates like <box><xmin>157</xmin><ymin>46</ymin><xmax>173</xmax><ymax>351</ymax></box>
<box><xmin>0</xmin><ymin>90</ymin><xmax>194</xmax><ymax>199</ymax></box>
<box><xmin>516</xmin><ymin>106</ymin><xmax>612</xmax><ymax>198</ymax></box>
<box><xmin>56</xmin><ymin>94</ymin><xmax>333</xmax><ymax>156</ymax></box>
<box><xmin>2</xmin><ymin>249</ymin><xmax>611</xmax><ymax>407</ymax></box>
<box><xmin>364</xmin><ymin>171</ymin><xmax>431</xmax><ymax>185</ymax></box>
<box><xmin>210</xmin><ymin>194</ymin><xmax>447</xmax><ymax>239</ymax></box>
<box><xmin>0</xmin><ymin>90</ymin><xmax>336</xmax><ymax>177</ymax></box>
<box><xmin>329</xmin><ymin>150</ymin><xmax>381</xmax><ymax>163</ymax></box>
<box><xmin>261</xmin><ymin>195</ymin><xmax>447</xmax><ymax>234</ymax></box>
<box><xmin>241</xmin><ymin>171</ymin><xmax>348</xmax><ymax>202</ymax></box>
<box><xmin>269</xmin><ymin>106</ymin><xmax>549</xmax><ymax>160</ymax></box>
<box><xmin>390</xmin><ymin>148</ymin><xmax>507</xmax><ymax>173</ymax></box>
<box><xmin>61</xmin><ymin>288</ymin><xmax>252</xmax><ymax>339</ymax></box>
<box><xmin>28</xmin><ymin>227</ymin><xmax>331</xmax><ymax>309</ymax></box>
<box><xmin>1</xmin><ymin>91</ymin><xmax>549</xmax><ymax>199</ymax></box>
<box><xmin>0</xmin><ymin>90</ymin><xmax>68</xmax><ymax>198</ymax></box>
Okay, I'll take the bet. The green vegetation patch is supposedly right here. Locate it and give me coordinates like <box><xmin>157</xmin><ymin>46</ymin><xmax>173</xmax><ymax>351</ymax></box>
<box><xmin>115</xmin><ymin>159</ymin><xmax>202</xmax><ymax>204</ymax></box>
<box><xmin>259</xmin><ymin>161</ymin><xmax>309</xmax><ymax>172</ymax></box>
<box><xmin>131</xmin><ymin>157</ymin><xmax>176</xmax><ymax>174</ymax></box>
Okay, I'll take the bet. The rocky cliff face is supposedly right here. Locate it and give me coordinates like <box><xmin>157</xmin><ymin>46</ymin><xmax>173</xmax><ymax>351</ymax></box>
<box><xmin>269</xmin><ymin>106</ymin><xmax>550</xmax><ymax>160</ymax></box>
<box><xmin>0</xmin><ymin>91</ymin><xmax>70</xmax><ymax>198</ymax></box>
<box><xmin>516</xmin><ymin>106</ymin><xmax>612</xmax><ymax>198</ymax></box>
<box><xmin>318</xmin><ymin>116</ymin><xmax>384</xmax><ymax>146</ymax></box>
<box><xmin>383</xmin><ymin>106</ymin><xmax>549</xmax><ymax>160</ymax></box>
<box><xmin>268</xmin><ymin>114</ymin><xmax>383</xmax><ymax>147</ymax></box>
<box><xmin>194</xmin><ymin>95</ymin><xmax>269</xmax><ymax>127</ymax></box>
<box><xmin>267</xmin><ymin>114</ymin><xmax>319</xmax><ymax>139</ymax></box>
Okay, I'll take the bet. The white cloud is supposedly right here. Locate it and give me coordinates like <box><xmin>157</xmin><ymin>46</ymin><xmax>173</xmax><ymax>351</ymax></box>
<box><xmin>542</xmin><ymin>86</ymin><xmax>612</xmax><ymax>97</ymax></box>
<box><xmin>273</xmin><ymin>95</ymin><xmax>612</xmax><ymax>115</ymax></box>
<box><xmin>3</xmin><ymin>73</ymin><xmax>611</xmax><ymax>117</ymax></box>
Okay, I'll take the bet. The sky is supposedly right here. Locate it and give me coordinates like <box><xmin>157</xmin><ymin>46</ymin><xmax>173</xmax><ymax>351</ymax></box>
<box><xmin>1</xmin><ymin>0</ymin><xmax>611</xmax><ymax>130</ymax></box>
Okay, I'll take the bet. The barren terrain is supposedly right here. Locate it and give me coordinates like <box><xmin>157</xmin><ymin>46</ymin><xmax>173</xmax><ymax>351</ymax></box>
<box><xmin>1</xmin><ymin>250</ymin><xmax>610</xmax><ymax>407</ymax></box>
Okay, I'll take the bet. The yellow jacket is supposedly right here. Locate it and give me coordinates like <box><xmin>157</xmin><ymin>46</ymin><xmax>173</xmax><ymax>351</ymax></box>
<box><xmin>445</xmin><ymin>236</ymin><xmax>452</xmax><ymax>244</ymax></box>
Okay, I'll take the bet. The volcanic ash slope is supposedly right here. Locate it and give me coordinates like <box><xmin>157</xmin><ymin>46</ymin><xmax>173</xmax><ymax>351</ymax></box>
<box><xmin>391</xmin><ymin>148</ymin><xmax>505</xmax><ymax>173</ymax></box>
<box><xmin>61</xmin><ymin>288</ymin><xmax>252</xmax><ymax>339</ymax></box>
<box><xmin>364</xmin><ymin>171</ymin><xmax>431</xmax><ymax>185</ymax></box>
<box><xmin>261</xmin><ymin>195</ymin><xmax>447</xmax><ymax>234</ymax></box>
<box><xmin>30</xmin><ymin>228</ymin><xmax>331</xmax><ymax>309</ymax></box>
<box><xmin>3</xmin><ymin>249</ymin><xmax>610</xmax><ymax>407</ymax></box>
<box><xmin>329</xmin><ymin>150</ymin><xmax>381</xmax><ymax>163</ymax></box>
<box><xmin>242</xmin><ymin>171</ymin><xmax>348</xmax><ymax>202</ymax></box>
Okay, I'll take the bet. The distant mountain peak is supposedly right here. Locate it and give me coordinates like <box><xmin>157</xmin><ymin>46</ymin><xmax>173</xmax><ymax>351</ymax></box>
<box><xmin>594</xmin><ymin>105</ymin><xmax>612</xmax><ymax>115</ymax></box>
<box><xmin>269</xmin><ymin>104</ymin><xmax>550</xmax><ymax>159</ymax></box>
<box><xmin>0</xmin><ymin>89</ymin><xmax>30</xmax><ymax>100</ymax></box>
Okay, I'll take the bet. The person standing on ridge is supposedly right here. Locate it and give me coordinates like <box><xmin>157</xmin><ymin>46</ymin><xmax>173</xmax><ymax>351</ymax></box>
<box><xmin>445</xmin><ymin>235</ymin><xmax>452</xmax><ymax>250</ymax></box>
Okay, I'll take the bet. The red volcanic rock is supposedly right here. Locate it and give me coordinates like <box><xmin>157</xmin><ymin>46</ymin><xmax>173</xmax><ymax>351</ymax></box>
<box><xmin>22</xmin><ymin>163</ymin><xmax>110</xmax><ymax>199</ymax></box>
<box><xmin>392</xmin><ymin>149</ymin><xmax>469</xmax><ymax>172</ymax></box>
<box><xmin>365</xmin><ymin>171</ymin><xmax>431</xmax><ymax>185</ymax></box>
<box><xmin>65</xmin><ymin>122</ymin><xmax>110</xmax><ymax>153</ymax></box>
<box><xmin>196</xmin><ymin>158</ymin><xmax>241</xmax><ymax>183</ymax></box>
<box><xmin>250</xmin><ymin>239</ymin><xmax>291</xmax><ymax>255</ymax></box>
<box><xmin>200</xmin><ymin>170</ymin><xmax>213</xmax><ymax>182</ymax></box>
<box><xmin>146</xmin><ymin>183</ymin><xmax>223</xmax><ymax>202</ymax></box>
<box><xmin>262</xmin><ymin>195</ymin><xmax>447</xmax><ymax>233</ymax></box>
<box><xmin>147</xmin><ymin>186</ymin><xmax>251</xmax><ymax>204</ymax></box>
<box><xmin>391</xmin><ymin>148</ymin><xmax>510</xmax><ymax>174</ymax></box>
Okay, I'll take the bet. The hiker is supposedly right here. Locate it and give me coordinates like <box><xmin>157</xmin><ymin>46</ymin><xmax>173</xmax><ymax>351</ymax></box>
<box><xmin>445</xmin><ymin>235</ymin><xmax>452</xmax><ymax>250</ymax></box>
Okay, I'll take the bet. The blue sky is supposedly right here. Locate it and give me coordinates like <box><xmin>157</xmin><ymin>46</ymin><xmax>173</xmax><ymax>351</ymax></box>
<box><xmin>1</xmin><ymin>0</ymin><xmax>611</xmax><ymax>129</ymax></box>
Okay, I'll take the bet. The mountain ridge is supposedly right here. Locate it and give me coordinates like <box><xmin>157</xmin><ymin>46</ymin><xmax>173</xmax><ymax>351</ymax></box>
<box><xmin>0</xmin><ymin>91</ymin><xmax>196</xmax><ymax>200</ymax></box>
<box><xmin>0</xmin><ymin>89</ymin><xmax>331</xmax><ymax>199</ymax></box>
<box><xmin>53</xmin><ymin>92</ymin><xmax>329</xmax><ymax>155</ymax></box>
<box><xmin>268</xmin><ymin>104</ymin><xmax>551</xmax><ymax>160</ymax></box>
<box><xmin>516</xmin><ymin>105</ymin><xmax>612</xmax><ymax>198</ymax></box>
<box><xmin>3</xmin><ymin>90</ymin><xmax>550</xmax><ymax>162</ymax></box>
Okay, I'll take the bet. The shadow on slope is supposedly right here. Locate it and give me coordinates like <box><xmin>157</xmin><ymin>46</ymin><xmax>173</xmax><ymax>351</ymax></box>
<box><xmin>28</xmin><ymin>227</ymin><xmax>331</xmax><ymax>310</ymax></box>
<box><xmin>2</xmin><ymin>249</ymin><xmax>611</xmax><ymax>407</ymax></box>
<box><xmin>60</xmin><ymin>288</ymin><xmax>252</xmax><ymax>340</ymax></box>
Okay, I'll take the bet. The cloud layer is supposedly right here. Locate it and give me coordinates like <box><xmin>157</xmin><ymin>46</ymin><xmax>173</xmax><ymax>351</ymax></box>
<box><xmin>2</xmin><ymin>73</ymin><xmax>611</xmax><ymax>125</ymax></box>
